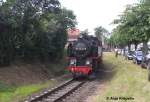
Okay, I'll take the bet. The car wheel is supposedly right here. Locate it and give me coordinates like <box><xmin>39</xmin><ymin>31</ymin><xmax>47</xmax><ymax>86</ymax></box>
<box><xmin>141</xmin><ymin>62</ymin><xmax>146</xmax><ymax>68</ymax></box>
<box><xmin>133</xmin><ymin>59</ymin><xmax>135</xmax><ymax>64</ymax></box>
<box><xmin>135</xmin><ymin>60</ymin><xmax>138</xmax><ymax>64</ymax></box>
<box><xmin>147</xmin><ymin>62</ymin><xmax>150</xmax><ymax>81</ymax></box>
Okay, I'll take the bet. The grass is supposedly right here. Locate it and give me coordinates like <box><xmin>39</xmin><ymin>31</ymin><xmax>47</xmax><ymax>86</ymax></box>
<box><xmin>94</xmin><ymin>52</ymin><xmax>150</xmax><ymax>102</ymax></box>
<box><xmin>0</xmin><ymin>58</ymin><xmax>69</xmax><ymax>102</ymax></box>
<box><xmin>0</xmin><ymin>80</ymin><xmax>57</xmax><ymax>102</ymax></box>
<box><xmin>48</xmin><ymin>59</ymin><xmax>69</xmax><ymax>76</ymax></box>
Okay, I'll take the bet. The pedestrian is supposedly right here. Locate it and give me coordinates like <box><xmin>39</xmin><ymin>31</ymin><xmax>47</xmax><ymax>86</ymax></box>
<box><xmin>115</xmin><ymin>48</ymin><xmax>118</xmax><ymax>58</ymax></box>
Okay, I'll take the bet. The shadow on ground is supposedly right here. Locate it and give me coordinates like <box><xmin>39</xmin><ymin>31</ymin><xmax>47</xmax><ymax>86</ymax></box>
<box><xmin>74</xmin><ymin>60</ymin><xmax>117</xmax><ymax>82</ymax></box>
<box><xmin>95</xmin><ymin>61</ymin><xmax>117</xmax><ymax>82</ymax></box>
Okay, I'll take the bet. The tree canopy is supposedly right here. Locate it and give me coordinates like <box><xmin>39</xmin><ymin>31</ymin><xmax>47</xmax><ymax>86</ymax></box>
<box><xmin>0</xmin><ymin>0</ymin><xmax>77</xmax><ymax>65</ymax></box>
<box><xmin>109</xmin><ymin>0</ymin><xmax>150</xmax><ymax>54</ymax></box>
<box><xmin>94</xmin><ymin>26</ymin><xmax>108</xmax><ymax>40</ymax></box>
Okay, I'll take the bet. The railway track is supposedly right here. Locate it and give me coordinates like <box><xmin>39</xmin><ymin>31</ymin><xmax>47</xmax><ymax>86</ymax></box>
<box><xmin>25</xmin><ymin>79</ymin><xmax>86</xmax><ymax>102</ymax></box>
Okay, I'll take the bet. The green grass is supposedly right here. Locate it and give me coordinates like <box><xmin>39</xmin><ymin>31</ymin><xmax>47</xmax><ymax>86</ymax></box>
<box><xmin>0</xmin><ymin>57</ymin><xmax>69</xmax><ymax>102</ymax></box>
<box><xmin>0</xmin><ymin>80</ymin><xmax>57</xmax><ymax>102</ymax></box>
<box><xmin>94</xmin><ymin>52</ymin><xmax>150</xmax><ymax>102</ymax></box>
<box><xmin>48</xmin><ymin>59</ymin><xmax>69</xmax><ymax>76</ymax></box>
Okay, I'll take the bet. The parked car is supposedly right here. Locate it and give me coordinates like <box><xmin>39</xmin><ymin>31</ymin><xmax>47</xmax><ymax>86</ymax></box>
<box><xmin>117</xmin><ymin>49</ymin><xmax>122</xmax><ymax>55</ymax></box>
<box><xmin>127</xmin><ymin>51</ymin><xmax>134</xmax><ymax>60</ymax></box>
<box><xmin>141</xmin><ymin>53</ymin><xmax>150</xmax><ymax>81</ymax></box>
<box><xmin>132</xmin><ymin>50</ymin><xmax>143</xmax><ymax>64</ymax></box>
<box><xmin>125</xmin><ymin>50</ymin><xmax>132</xmax><ymax>60</ymax></box>
<box><xmin>141</xmin><ymin>53</ymin><xmax>150</xmax><ymax>68</ymax></box>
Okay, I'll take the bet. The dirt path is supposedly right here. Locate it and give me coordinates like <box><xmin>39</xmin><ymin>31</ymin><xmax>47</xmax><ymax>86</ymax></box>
<box><xmin>84</xmin><ymin>62</ymin><xmax>116</xmax><ymax>102</ymax></box>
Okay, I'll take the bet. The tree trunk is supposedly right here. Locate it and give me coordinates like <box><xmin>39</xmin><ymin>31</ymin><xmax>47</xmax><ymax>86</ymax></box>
<box><xmin>143</xmin><ymin>41</ymin><xmax>148</xmax><ymax>57</ymax></box>
<box><xmin>128</xmin><ymin>44</ymin><xmax>131</xmax><ymax>51</ymax></box>
<box><xmin>123</xmin><ymin>47</ymin><xmax>126</xmax><ymax>56</ymax></box>
<box><xmin>135</xmin><ymin>44</ymin><xmax>137</xmax><ymax>50</ymax></box>
<box><xmin>142</xmin><ymin>41</ymin><xmax>148</xmax><ymax>64</ymax></box>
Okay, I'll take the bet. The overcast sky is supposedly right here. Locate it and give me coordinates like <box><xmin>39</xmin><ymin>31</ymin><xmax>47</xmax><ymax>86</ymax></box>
<box><xmin>60</xmin><ymin>0</ymin><xmax>138</xmax><ymax>33</ymax></box>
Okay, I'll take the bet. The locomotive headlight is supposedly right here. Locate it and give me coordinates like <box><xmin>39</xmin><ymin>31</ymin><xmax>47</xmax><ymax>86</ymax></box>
<box><xmin>86</xmin><ymin>60</ymin><xmax>91</xmax><ymax>65</ymax></box>
<box><xmin>70</xmin><ymin>59</ymin><xmax>76</xmax><ymax>65</ymax></box>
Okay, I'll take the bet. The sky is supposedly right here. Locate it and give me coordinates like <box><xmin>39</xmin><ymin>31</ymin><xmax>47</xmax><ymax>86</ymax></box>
<box><xmin>60</xmin><ymin>0</ymin><xmax>138</xmax><ymax>34</ymax></box>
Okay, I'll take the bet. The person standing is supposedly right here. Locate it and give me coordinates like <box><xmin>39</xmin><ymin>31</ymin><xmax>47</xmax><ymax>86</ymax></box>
<box><xmin>115</xmin><ymin>47</ymin><xmax>118</xmax><ymax>58</ymax></box>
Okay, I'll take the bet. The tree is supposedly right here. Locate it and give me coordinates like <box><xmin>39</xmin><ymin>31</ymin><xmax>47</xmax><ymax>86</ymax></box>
<box><xmin>94</xmin><ymin>26</ymin><xmax>108</xmax><ymax>40</ymax></box>
<box><xmin>112</xmin><ymin>2</ymin><xmax>150</xmax><ymax>55</ymax></box>
<box><xmin>0</xmin><ymin>0</ymin><xmax>77</xmax><ymax>65</ymax></box>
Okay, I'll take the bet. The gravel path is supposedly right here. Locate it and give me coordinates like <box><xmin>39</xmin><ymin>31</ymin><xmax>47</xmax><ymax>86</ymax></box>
<box><xmin>63</xmin><ymin>80</ymin><xmax>101</xmax><ymax>102</ymax></box>
<box><xmin>61</xmin><ymin>63</ymin><xmax>116</xmax><ymax>102</ymax></box>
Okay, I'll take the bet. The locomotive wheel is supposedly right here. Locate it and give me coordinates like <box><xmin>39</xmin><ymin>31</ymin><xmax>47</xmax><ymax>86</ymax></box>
<box><xmin>88</xmin><ymin>72</ymin><xmax>96</xmax><ymax>80</ymax></box>
<box><xmin>97</xmin><ymin>59</ymin><xmax>102</xmax><ymax>72</ymax></box>
<box><xmin>72</xmin><ymin>74</ymin><xmax>77</xmax><ymax>79</ymax></box>
<box><xmin>92</xmin><ymin>60</ymin><xmax>98</xmax><ymax>72</ymax></box>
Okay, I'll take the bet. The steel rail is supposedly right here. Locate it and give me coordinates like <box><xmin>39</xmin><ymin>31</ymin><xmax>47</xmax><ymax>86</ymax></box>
<box><xmin>24</xmin><ymin>79</ymin><xmax>85</xmax><ymax>102</ymax></box>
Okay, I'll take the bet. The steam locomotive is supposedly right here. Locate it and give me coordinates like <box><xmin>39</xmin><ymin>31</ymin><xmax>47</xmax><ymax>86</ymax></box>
<box><xmin>67</xmin><ymin>34</ymin><xmax>103</xmax><ymax>78</ymax></box>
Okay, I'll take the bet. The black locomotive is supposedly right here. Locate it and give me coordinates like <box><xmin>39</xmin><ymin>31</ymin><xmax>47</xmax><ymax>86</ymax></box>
<box><xmin>67</xmin><ymin>34</ymin><xmax>103</xmax><ymax>78</ymax></box>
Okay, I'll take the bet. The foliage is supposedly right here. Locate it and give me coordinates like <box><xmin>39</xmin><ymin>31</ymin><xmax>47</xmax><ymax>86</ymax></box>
<box><xmin>109</xmin><ymin>1</ymin><xmax>150</xmax><ymax>53</ymax></box>
<box><xmin>94</xmin><ymin>26</ymin><xmax>108</xmax><ymax>40</ymax></box>
<box><xmin>0</xmin><ymin>0</ymin><xmax>76</xmax><ymax>65</ymax></box>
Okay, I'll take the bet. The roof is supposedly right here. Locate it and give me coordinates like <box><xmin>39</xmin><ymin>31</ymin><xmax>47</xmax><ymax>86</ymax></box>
<box><xmin>67</xmin><ymin>28</ymin><xmax>80</xmax><ymax>41</ymax></box>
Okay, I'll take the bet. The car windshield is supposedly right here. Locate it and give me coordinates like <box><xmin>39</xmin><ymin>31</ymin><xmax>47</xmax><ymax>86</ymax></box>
<box><xmin>136</xmin><ymin>51</ymin><xmax>142</xmax><ymax>56</ymax></box>
<box><xmin>128</xmin><ymin>51</ymin><xmax>133</xmax><ymax>55</ymax></box>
